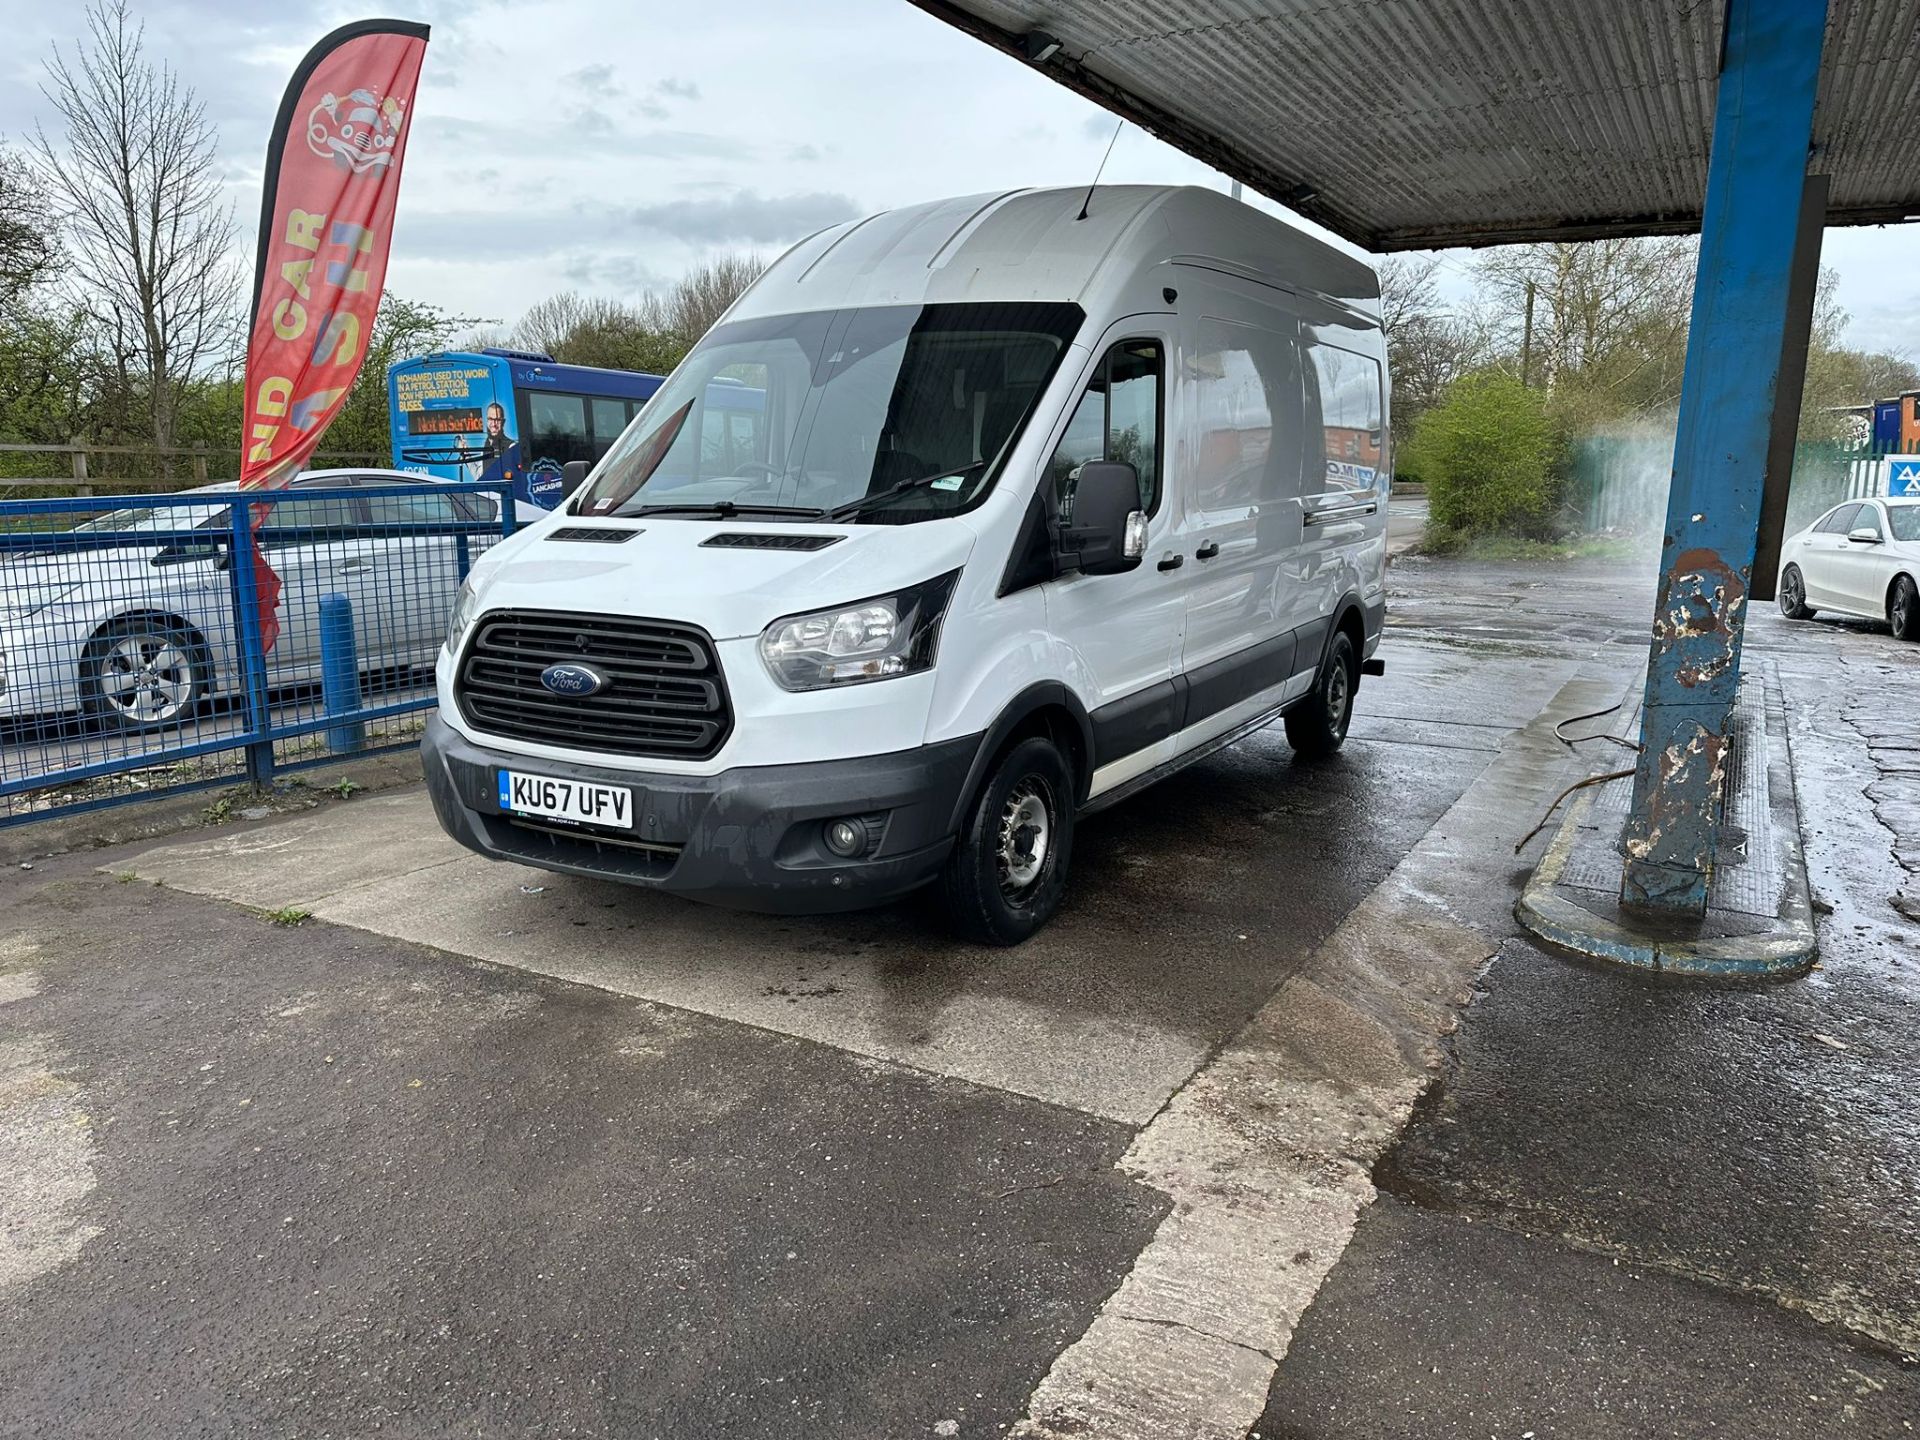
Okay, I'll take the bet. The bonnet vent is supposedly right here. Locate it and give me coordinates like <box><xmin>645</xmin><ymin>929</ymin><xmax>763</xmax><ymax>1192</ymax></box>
<box><xmin>699</xmin><ymin>533</ymin><xmax>843</xmax><ymax>552</ymax></box>
<box><xmin>548</xmin><ymin>526</ymin><xmax>640</xmax><ymax>544</ymax></box>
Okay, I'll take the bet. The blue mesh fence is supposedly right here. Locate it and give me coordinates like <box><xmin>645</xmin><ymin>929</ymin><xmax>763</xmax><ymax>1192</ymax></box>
<box><xmin>0</xmin><ymin>480</ymin><xmax>513</xmax><ymax>825</ymax></box>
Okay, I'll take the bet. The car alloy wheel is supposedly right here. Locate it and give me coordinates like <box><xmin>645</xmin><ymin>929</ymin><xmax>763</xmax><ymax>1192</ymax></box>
<box><xmin>85</xmin><ymin>623</ymin><xmax>204</xmax><ymax>729</ymax></box>
<box><xmin>1893</xmin><ymin>577</ymin><xmax>1919</xmax><ymax>642</ymax></box>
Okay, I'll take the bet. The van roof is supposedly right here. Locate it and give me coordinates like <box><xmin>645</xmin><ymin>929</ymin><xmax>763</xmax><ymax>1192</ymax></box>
<box><xmin>731</xmin><ymin>185</ymin><xmax>1379</xmax><ymax>325</ymax></box>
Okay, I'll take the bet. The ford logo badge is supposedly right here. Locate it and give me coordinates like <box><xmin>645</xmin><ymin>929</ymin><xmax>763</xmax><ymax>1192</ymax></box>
<box><xmin>539</xmin><ymin>662</ymin><xmax>606</xmax><ymax>697</ymax></box>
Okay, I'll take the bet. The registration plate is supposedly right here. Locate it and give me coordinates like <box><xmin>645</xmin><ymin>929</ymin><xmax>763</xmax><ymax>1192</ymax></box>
<box><xmin>497</xmin><ymin>770</ymin><xmax>633</xmax><ymax>829</ymax></box>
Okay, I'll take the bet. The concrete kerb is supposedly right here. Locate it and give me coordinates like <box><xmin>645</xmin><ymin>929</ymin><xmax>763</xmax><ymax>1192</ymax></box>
<box><xmin>1515</xmin><ymin>673</ymin><xmax>1817</xmax><ymax>980</ymax></box>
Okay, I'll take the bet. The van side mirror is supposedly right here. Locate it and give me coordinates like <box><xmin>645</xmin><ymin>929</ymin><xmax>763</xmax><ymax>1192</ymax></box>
<box><xmin>1057</xmin><ymin>460</ymin><xmax>1146</xmax><ymax>576</ymax></box>
<box><xmin>560</xmin><ymin>460</ymin><xmax>591</xmax><ymax>497</ymax></box>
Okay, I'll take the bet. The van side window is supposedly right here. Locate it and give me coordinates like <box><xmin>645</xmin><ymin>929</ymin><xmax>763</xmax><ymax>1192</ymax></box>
<box><xmin>1189</xmin><ymin>319</ymin><xmax>1300</xmax><ymax>516</ymax></box>
<box><xmin>1049</xmin><ymin>340</ymin><xmax>1162</xmax><ymax>516</ymax></box>
<box><xmin>1305</xmin><ymin>343</ymin><xmax>1384</xmax><ymax>494</ymax></box>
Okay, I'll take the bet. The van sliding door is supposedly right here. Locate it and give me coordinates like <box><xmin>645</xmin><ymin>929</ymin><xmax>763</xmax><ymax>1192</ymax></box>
<box><xmin>1173</xmin><ymin>310</ymin><xmax>1314</xmax><ymax>735</ymax></box>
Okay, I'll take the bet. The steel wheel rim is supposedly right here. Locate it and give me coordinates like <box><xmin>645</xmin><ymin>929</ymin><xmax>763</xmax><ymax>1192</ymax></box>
<box><xmin>101</xmin><ymin>634</ymin><xmax>195</xmax><ymax>723</ymax></box>
<box><xmin>997</xmin><ymin>778</ymin><xmax>1053</xmax><ymax>897</ymax></box>
<box><xmin>1326</xmin><ymin>659</ymin><xmax>1351</xmax><ymax>736</ymax></box>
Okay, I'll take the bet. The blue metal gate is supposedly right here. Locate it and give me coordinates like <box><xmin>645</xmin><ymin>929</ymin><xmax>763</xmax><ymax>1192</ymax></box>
<box><xmin>0</xmin><ymin>482</ymin><xmax>514</xmax><ymax>826</ymax></box>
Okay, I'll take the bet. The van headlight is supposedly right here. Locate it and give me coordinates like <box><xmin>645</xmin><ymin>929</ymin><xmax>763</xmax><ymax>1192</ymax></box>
<box><xmin>759</xmin><ymin>571</ymin><xmax>959</xmax><ymax>691</ymax></box>
<box><xmin>444</xmin><ymin>577</ymin><xmax>480</xmax><ymax>658</ymax></box>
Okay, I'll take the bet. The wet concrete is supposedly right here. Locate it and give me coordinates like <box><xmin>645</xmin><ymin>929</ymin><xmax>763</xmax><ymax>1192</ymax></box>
<box><xmin>1372</xmin><ymin>597</ymin><xmax>1920</xmax><ymax>1353</ymax></box>
<box><xmin>1260</xmin><ymin>1197</ymin><xmax>1920</xmax><ymax>1440</ymax></box>
<box><xmin>1261</xmin><ymin>561</ymin><xmax>1920</xmax><ymax>1437</ymax></box>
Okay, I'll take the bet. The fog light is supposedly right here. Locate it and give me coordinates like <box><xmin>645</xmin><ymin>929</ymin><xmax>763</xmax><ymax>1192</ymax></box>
<box><xmin>824</xmin><ymin>818</ymin><xmax>866</xmax><ymax>858</ymax></box>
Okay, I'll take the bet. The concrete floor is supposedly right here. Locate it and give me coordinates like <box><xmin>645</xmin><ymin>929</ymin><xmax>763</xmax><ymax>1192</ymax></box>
<box><xmin>4</xmin><ymin>553</ymin><xmax>1917</xmax><ymax>1439</ymax></box>
<box><xmin>1259</xmin><ymin>588</ymin><xmax>1920</xmax><ymax>1438</ymax></box>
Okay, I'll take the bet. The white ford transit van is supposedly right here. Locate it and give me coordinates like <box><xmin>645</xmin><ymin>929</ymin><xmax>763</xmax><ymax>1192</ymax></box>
<box><xmin>424</xmin><ymin>186</ymin><xmax>1389</xmax><ymax>943</ymax></box>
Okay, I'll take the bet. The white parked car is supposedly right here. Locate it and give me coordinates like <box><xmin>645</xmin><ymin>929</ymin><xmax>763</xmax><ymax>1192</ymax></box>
<box><xmin>424</xmin><ymin>186</ymin><xmax>1391</xmax><ymax>943</ymax></box>
<box><xmin>1777</xmin><ymin>496</ymin><xmax>1920</xmax><ymax>641</ymax></box>
<box><xmin>0</xmin><ymin>469</ymin><xmax>505</xmax><ymax>731</ymax></box>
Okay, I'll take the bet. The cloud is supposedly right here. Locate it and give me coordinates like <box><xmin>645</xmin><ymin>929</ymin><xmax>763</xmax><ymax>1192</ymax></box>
<box><xmin>622</xmin><ymin>190</ymin><xmax>861</xmax><ymax>244</ymax></box>
<box><xmin>418</xmin><ymin>113</ymin><xmax>754</xmax><ymax>163</ymax></box>
<box><xmin>1081</xmin><ymin>114</ymin><xmax>1122</xmax><ymax>143</ymax></box>
<box><xmin>787</xmin><ymin>143</ymin><xmax>822</xmax><ymax>163</ymax></box>
<box><xmin>656</xmin><ymin>77</ymin><xmax>700</xmax><ymax>101</ymax></box>
<box><xmin>562</xmin><ymin>252</ymin><xmax>676</xmax><ymax>295</ymax></box>
<box><xmin>395</xmin><ymin>189</ymin><xmax>860</xmax><ymax>261</ymax></box>
<box><xmin>566</xmin><ymin>63</ymin><xmax>620</xmax><ymax>96</ymax></box>
<box><xmin>567</xmin><ymin>104</ymin><xmax>620</xmax><ymax>138</ymax></box>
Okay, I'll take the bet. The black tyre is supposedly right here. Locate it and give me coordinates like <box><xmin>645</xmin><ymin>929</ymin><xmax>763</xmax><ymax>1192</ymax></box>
<box><xmin>1778</xmin><ymin>564</ymin><xmax>1816</xmax><ymax>620</ymax></box>
<box><xmin>1892</xmin><ymin>575</ymin><xmax>1920</xmax><ymax>642</ymax></box>
<box><xmin>80</xmin><ymin>618</ymin><xmax>207</xmax><ymax>731</ymax></box>
<box><xmin>1284</xmin><ymin>630</ymin><xmax>1358</xmax><ymax>759</ymax></box>
<box><xmin>940</xmin><ymin>735</ymin><xmax>1075</xmax><ymax>946</ymax></box>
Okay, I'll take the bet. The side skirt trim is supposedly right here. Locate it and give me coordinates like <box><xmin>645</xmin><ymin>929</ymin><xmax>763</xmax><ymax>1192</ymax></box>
<box><xmin>1082</xmin><ymin>695</ymin><xmax>1300</xmax><ymax>816</ymax></box>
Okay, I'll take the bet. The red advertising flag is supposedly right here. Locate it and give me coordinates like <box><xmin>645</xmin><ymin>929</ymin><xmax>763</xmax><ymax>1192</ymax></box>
<box><xmin>239</xmin><ymin>19</ymin><xmax>429</xmax><ymax>650</ymax></box>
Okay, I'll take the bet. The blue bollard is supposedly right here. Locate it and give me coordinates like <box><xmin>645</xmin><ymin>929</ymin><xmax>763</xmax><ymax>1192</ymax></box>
<box><xmin>319</xmin><ymin>593</ymin><xmax>365</xmax><ymax>755</ymax></box>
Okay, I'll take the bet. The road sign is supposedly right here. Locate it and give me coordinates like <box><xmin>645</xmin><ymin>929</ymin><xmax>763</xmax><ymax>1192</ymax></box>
<box><xmin>1887</xmin><ymin>457</ymin><xmax>1920</xmax><ymax>498</ymax></box>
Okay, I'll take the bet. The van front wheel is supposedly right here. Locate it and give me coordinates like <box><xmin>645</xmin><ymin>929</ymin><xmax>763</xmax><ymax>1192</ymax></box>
<box><xmin>1284</xmin><ymin>630</ymin><xmax>1358</xmax><ymax>759</ymax></box>
<box><xmin>941</xmin><ymin>735</ymin><xmax>1075</xmax><ymax>946</ymax></box>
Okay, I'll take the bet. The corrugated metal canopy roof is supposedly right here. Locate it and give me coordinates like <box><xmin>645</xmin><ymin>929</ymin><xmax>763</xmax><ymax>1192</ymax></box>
<box><xmin>910</xmin><ymin>0</ymin><xmax>1920</xmax><ymax>250</ymax></box>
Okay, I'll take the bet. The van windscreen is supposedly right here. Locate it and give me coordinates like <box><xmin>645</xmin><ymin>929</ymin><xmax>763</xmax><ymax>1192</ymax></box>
<box><xmin>577</xmin><ymin>301</ymin><xmax>1084</xmax><ymax>524</ymax></box>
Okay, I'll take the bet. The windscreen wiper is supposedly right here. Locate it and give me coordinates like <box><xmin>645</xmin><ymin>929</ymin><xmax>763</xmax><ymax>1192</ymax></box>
<box><xmin>821</xmin><ymin>460</ymin><xmax>990</xmax><ymax>522</ymax></box>
<box><xmin>625</xmin><ymin>501</ymin><xmax>826</xmax><ymax>520</ymax></box>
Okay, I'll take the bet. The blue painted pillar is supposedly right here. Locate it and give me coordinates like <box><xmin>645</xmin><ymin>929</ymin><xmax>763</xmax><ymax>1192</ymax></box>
<box><xmin>1620</xmin><ymin>0</ymin><xmax>1827</xmax><ymax>914</ymax></box>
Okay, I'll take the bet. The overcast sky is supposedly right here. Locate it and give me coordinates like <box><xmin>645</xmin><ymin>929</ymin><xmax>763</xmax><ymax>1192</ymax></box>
<box><xmin>1</xmin><ymin>0</ymin><xmax>1915</xmax><ymax>356</ymax></box>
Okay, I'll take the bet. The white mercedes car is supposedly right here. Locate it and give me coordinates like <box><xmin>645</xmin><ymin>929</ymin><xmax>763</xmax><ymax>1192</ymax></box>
<box><xmin>0</xmin><ymin>469</ymin><xmax>507</xmax><ymax>731</ymax></box>
<box><xmin>1777</xmin><ymin>496</ymin><xmax>1920</xmax><ymax>641</ymax></box>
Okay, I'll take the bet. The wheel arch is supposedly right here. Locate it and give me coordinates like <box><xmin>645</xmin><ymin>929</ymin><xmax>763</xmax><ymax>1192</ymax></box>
<box><xmin>945</xmin><ymin>682</ymin><xmax>1095</xmax><ymax>835</ymax></box>
<box><xmin>1328</xmin><ymin>592</ymin><xmax>1368</xmax><ymax>667</ymax></box>
<box><xmin>80</xmin><ymin>609</ymin><xmax>218</xmax><ymax>692</ymax></box>
<box><xmin>86</xmin><ymin>607</ymin><xmax>214</xmax><ymax>652</ymax></box>
<box><xmin>1888</xmin><ymin>570</ymin><xmax>1919</xmax><ymax>621</ymax></box>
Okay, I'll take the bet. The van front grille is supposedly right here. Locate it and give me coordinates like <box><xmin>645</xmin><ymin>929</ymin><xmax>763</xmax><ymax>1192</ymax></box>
<box><xmin>456</xmin><ymin>610</ymin><xmax>731</xmax><ymax>760</ymax></box>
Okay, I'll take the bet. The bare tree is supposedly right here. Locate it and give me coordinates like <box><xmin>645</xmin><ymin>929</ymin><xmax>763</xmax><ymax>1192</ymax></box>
<box><xmin>1474</xmin><ymin>238</ymin><xmax>1695</xmax><ymax>413</ymax></box>
<box><xmin>1375</xmin><ymin>253</ymin><xmax>1476</xmax><ymax>426</ymax></box>
<box><xmin>28</xmin><ymin>0</ymin><xmax>238</xmax><ymax>451</ymax></box>
<box><xmin>666</xmin><ymin>252</ymin><xmax>765</xmax><ymax>340</ymax></box>
<box><xmin>1376</xmin><ymin>253</ymin><xmax>1443</xmax><ymax>341</ymax></box>
<box><xmin>508</xmin><ymin>255</ymin><xmax>768</xmax><ymax>377</ymax></box>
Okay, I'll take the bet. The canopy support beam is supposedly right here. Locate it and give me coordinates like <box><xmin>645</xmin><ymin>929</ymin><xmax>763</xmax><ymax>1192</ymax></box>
<box><xmin>1620</xmin><ymin>0</ymin><xmax>1828</xmax><ymax>915</ymax></box>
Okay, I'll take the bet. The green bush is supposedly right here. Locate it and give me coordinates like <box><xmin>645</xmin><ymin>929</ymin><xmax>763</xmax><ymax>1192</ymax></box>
<box><xmin>1406</xmin><ymin>371</ymin><xmax>1564</xmax><ymax>538</ymax></box>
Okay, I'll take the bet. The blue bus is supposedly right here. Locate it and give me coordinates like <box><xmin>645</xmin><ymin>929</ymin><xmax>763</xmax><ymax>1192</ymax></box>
<box><xmin>388</xmin><ymin>349</ymin><xmax>665</xmax><ymax>512</ymax></box>
<box><xmin>388</xmin><ymin>349</ymin><xmax>771</xmax><ymax>513</ymax></box>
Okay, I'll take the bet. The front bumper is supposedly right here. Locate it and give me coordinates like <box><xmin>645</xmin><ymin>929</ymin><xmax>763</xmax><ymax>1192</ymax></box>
<box><xmin>422</xmin><ymin>714</ymin><xmax>979</xmax><ymax>914</ymax></box>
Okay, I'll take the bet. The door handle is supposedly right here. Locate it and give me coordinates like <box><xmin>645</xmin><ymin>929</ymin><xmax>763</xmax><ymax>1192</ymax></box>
<box><xmin>1157</xmin><ymin>553</ymin><xmax>1185</xmax><ymax>572</ymax></box>
<box><xmin>1195</xmin><ymin>542</ymin><xmax>1220</xmax><ymax>561</ymax></box>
